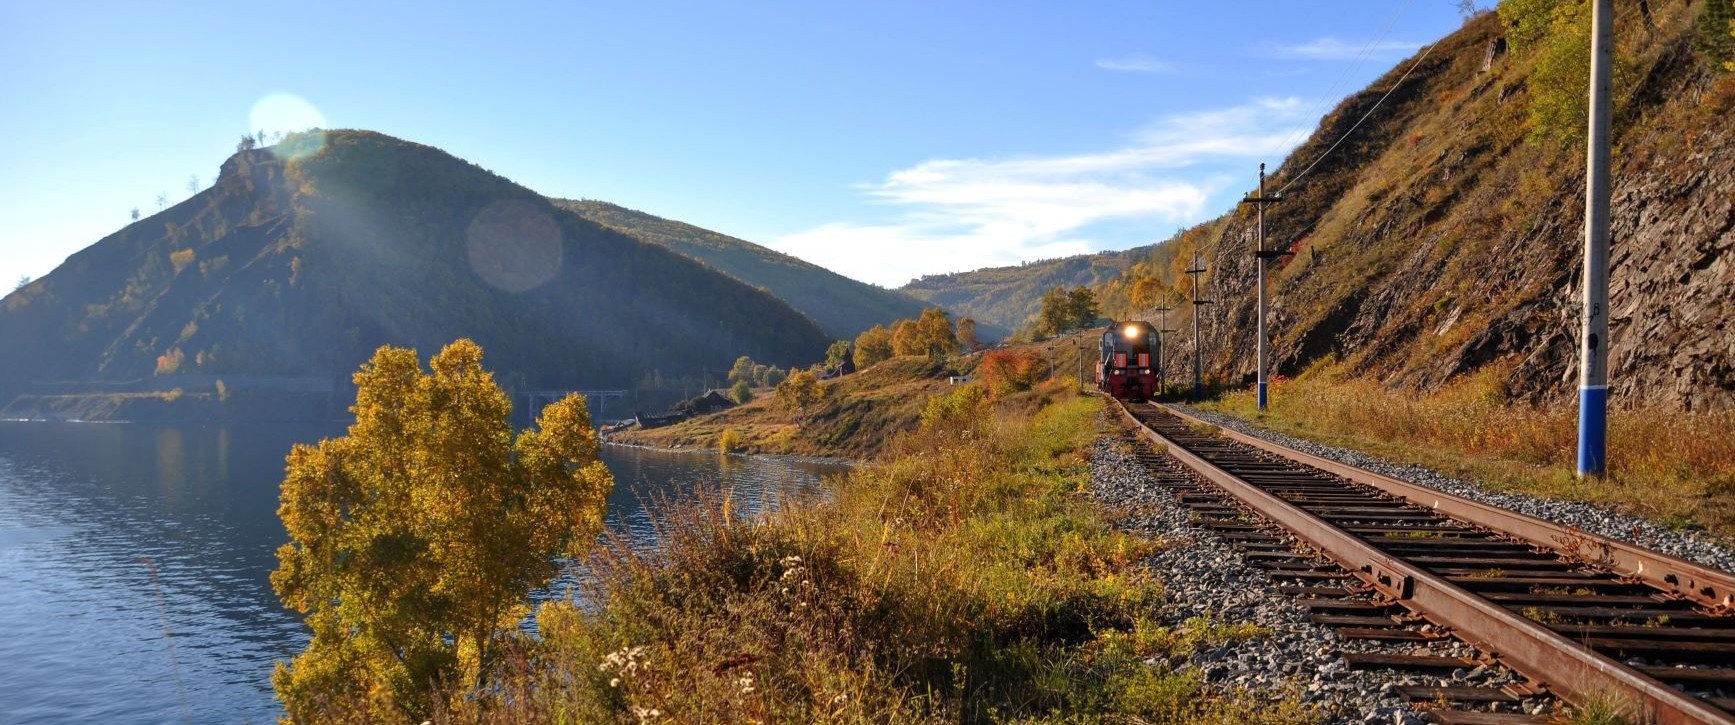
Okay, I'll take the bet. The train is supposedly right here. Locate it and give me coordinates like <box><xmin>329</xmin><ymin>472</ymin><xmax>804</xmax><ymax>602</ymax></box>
<box><xmin>1096</xmin><ymin>320</ymin><xmax>1159</xmax><ymax>401</ymax></box>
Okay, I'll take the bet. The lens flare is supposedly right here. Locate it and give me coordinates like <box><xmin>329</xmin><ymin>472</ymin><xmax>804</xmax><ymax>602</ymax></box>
<box><xmin>249</xmin><ymin>93</ymin><xmax>328</xmax><ymax>161</ymax></box>
<box><xmin>466</xmin><ymin>200</ymin><xmax>564</xmax><ymax>293</ymax></box>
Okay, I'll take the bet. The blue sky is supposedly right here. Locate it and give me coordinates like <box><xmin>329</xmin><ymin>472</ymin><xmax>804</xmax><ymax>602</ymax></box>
<box><xmin>0</xmin><ymin>1</ymin><xmax>1469</xmax><ymax>290</ymax></box>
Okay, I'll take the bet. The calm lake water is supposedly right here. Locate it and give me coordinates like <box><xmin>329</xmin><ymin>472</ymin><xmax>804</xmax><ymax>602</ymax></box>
<box><xmin>0</xmin><ymin>421</ymin><xmax>848</xmax><ymax>724</ymax></box>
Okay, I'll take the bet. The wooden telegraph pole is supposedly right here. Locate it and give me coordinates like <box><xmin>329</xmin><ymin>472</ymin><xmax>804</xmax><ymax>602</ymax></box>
<box><xmin>1240</xmin><ymin>163</ymin><xmax>1284</xmax><ymax>411</ymax></box>
<box><xmin>1186</xmin><ymin>252</ymin><xmax>1212</xmax><ymax>400</ymax></box>
<box><xmin>1154</xmin><ymin>304</ymin><xmax>1175</xmax><ymax>396</ymax></box>
<box><xmin>1578</xmin><ymin>0</ymin><xmax>1612</xmax><ymax>477</ymax></box>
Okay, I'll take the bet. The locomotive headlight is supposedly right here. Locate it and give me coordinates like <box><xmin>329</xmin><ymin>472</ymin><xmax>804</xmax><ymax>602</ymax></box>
<box><xmin>1122</xmin><ymin>324</ymin><xmax>1138</xmax><ymax>339</ymax></box>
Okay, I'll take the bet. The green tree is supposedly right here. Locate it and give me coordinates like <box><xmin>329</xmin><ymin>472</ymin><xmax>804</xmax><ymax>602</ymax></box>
<box><xmin>728</xmin><ymin>355</ymin><xmax>756</xmax><ymax>384</ymax></box>
<box><xmin>763</xmin><ymin>365</ymin><xmax>788</xmax><ymax>388</ymax></box>
<box><xmin>1695</xmin><ymin>0</ymin><xmax>1735</xmax><ymax>71</ymax></box>
<box><xmin>1036</xmin><ymin>287</ymin><xmax>1071</xmax><ymax>337</ymax></box>
<box><xmin>825</xmin><ymin>339</ymin><xmax>852</xmax><ymax>369</ymax></box>
<box><xmin>271</xmin><ymin>340</ymin><xmax>613</xmax><ymax>720</ymax></box>
<box><xmin>1066</xmin><ymin>286</ymin><xmax>1099</xmax><ymax>329</ymax></box>
<box><xmin>730</xmin><ymin>379</ymin><xmax>753</xmax><ymax>404</ymax></box>
<box><xmin>853</xmin><ymin>325</ymin><xmax>893</xmax><ymax>369</ymax></box>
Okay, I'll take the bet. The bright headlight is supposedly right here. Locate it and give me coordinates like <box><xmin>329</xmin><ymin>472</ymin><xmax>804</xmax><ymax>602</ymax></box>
<box><xmin>1122</xmin><ymin>324</ymin><xmax>1138</xmax><ymax>339</ymax></box>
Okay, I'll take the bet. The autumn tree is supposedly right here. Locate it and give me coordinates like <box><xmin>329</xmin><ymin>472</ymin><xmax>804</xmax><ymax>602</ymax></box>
<box><xmin>853</xmin><ymin>324</ymin><xmax>893</xmax><ymax>369</ymax></box>
<box><xmin>825</xmin><ymin>339</ymin><xmax>852</xmax><ymax>369</ymax></box>
<box><xmin>730</xmin><ymin>379</ymin><xmax>753</xmax><ymax>404</ymax></box>
<box><xmin>914</xmin><ymin>307</ymin><xmax>959</xmax><ymax>359</ymax></box>
<box><xmin>891</xmin><ymin>319</ymin><xmax>921</xmax><ymax>356</ymax></box>
<box><xmin>271</xmin><ymin>340</ymin><xmax>613</xmax><ymax>720</ymax></box>
<box><xmin>775</xmin><ymin>369</ymin><xmax>825</xmax><ymax>414</ymax></box>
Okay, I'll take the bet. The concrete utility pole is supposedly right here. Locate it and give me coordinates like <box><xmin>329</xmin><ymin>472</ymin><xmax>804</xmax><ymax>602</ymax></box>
<box><xmin>1578</xmin><ymin>0</ymin><xmax>1613</xmax><ymax>477</ymax></box>
<box><xmin>1186</xmin><ymin>252</ymin><xmax>1212</xmax><ymax>400</ymax></box>
<box><xmin>1240</xmin><ymin>163</ymin><xmax>1284</xmax><ymax>411</ymax></box>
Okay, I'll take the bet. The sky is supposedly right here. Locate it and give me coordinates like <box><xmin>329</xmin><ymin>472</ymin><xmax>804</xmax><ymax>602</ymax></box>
<box><xmin>0</xmin><ymin>1</ymin><xmax>1470</xmax><ymax>290</ymax></box>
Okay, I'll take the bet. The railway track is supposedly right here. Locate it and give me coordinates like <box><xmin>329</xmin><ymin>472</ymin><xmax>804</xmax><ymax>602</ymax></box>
<box><xmin>1113</xmin><ymin>399</ymin><xmax>1735</xmax><ymax>724</ymax></box>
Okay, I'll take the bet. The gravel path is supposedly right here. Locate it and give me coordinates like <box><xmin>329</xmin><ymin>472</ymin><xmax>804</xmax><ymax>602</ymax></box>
<box><xmin>1089</xmin><ymin>438</ymin><xmax>1547</xmax><ymax>724</ymax></box>
<box><xmin>1171</xmin><ymin>404</ymin><xmax>1735</xmax><ymax>574</ymax></box>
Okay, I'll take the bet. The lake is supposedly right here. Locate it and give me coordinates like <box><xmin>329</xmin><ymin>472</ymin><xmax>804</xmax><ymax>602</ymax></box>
<box><xmin>0</xmin><ymin>421</ymin><xmax>849</xmax><ymax>724</ymax></box>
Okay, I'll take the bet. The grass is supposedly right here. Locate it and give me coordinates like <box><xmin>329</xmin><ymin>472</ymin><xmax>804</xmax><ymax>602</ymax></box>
<box><xmin>340</xmin><ymin>381</ymin><xmax>1324</xmax><ymax>724</ymax></box>
<box><xmin>1196</xmin><ymin>364</ymin><xmax>1735</xmax><ymax>538</ymax></box>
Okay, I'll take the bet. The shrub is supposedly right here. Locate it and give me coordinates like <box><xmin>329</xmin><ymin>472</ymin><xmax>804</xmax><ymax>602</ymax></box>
<box><xmin>729</xmin><ymin>379</ymin><xmax>752</xmax><ymax>404</ymax></box>
<box><xmin>977</xmin><ymin>349</ymin><xmax>1044</xmax><ymax>397</ymax></box>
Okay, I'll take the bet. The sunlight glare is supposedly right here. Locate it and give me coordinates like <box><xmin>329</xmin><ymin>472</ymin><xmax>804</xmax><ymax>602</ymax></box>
<box><xmin>465</xmin><ymin>200</ymin><xmax>564</xmax><ymax>293</ymax></box>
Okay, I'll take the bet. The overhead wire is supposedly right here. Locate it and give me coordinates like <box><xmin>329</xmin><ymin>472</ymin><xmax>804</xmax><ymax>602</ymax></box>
<box><xmin>1273</xmin><ymin>34</ymin><xmax>1444</xmax><ymax>197</ymax></box>
<box><xmin>1263</xmin><ymin>0</ymin><xmax>1417</xmax><ymax>162</ymax></box>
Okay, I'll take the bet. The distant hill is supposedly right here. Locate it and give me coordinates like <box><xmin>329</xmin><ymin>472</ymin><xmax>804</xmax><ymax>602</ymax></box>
<box><xmin>0</xmin><ymin>131</ymin><xmax>831</xmax><ymax>411</ymax></box>
<box><xmin>554</xmin><ymin>199</ymin><xmax>929</xmax><ymax>339</ymax></box>
<box><xmin>899</xmin><ymin>249</ymin><xmax>1146</xmax><ymax>332</ymax></box>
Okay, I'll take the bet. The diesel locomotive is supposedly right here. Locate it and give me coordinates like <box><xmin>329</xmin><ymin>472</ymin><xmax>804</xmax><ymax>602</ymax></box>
<box><xmin>1096</xmin><ymin>320</ymin><xmax>1159</xmax><ymax>401</ymax></box>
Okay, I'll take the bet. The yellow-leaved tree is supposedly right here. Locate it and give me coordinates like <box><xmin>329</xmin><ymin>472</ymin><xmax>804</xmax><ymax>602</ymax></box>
<box><xmin>271</xmin><ymin>339</ymin><xmax>612</xmax><ymax>721</ymax></box>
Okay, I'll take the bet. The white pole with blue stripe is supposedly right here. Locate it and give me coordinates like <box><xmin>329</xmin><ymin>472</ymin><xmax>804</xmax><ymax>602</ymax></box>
<box><xmin>1578</xmin><ymin>0</ymin><xmax>1612</xmax><ymax>477</ymax></box>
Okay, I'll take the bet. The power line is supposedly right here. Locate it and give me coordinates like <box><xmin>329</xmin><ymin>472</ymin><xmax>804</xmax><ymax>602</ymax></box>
<box><xmin>1264</xmin><ymin>0</ymin><xmax>1417</xmax><ymax>161</ymax></box>
<box><xmin>1275</xmin><ymin>35</ymin><xmax>1444</xmax><ymax>197</ymax></box>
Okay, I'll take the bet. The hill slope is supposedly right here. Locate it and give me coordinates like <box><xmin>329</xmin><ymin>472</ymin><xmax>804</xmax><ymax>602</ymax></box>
<box><xmin>0</xmin><ymin>131</ymin><xmax>831</xmax><ymax>407</ymax></box>
<box><xmin>555</xmin><ymin>199</ymin><xmax>929</xmax><ymax>339</ymax></box>
<box><xmin>1090</xmin><ymin>6</ymin><xmax>1732</xmax><ymax>410</ymax></box>
<box><xmin>898</xmin><ymin>249</ymin><xmax>1144</xmax><ymax>333</ymax></box>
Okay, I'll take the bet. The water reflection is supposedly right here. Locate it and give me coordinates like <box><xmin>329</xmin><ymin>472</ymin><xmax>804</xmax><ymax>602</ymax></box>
<box><xmin>0</xmin><ymin>422</ymin><xmax>847</xmax><ymax>724</ymax></box>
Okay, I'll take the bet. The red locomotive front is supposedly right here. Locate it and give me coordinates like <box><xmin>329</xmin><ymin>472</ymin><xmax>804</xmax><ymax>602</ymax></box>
<box><xmin>1096</xmin><ymin>321</ymin><xmax>1158</xmax><ymax>401</ymax></box>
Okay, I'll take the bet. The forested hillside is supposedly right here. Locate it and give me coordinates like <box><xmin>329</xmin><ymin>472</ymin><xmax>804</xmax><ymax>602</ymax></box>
<box><xmin>556</xmin><ymin>200</ymin><xmax>928</xmax><ymax>339</ymax></box>
<box><xmin>899</xmin><ymin>249</ymin><xmax>1143</xmax><ymax>333</ymax></box>
<box><xmin>0</xmin><ymin>131</ymin><xmax>831</xmax><ymax>406</ymax></box>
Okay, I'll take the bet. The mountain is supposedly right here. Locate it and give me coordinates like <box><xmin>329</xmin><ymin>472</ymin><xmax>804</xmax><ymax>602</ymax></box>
<box><xmin>899</xmin><ymin>249</ymin><xmax>1146</xmax><ymax>333</ymax></box>
<box><xmin>0</xmin><ymin>130</ymin><xmax>831</xmax><ymax>410</ymax></box>
<box><xmin>1095</xmin><ymin>6</ymin><xmax>1734</xmax><ymax>410</ymax></box>
<box><xmin>554</xmin><ymin>199</ymin><xmax>930</xmax><ymax>340</ymax></box>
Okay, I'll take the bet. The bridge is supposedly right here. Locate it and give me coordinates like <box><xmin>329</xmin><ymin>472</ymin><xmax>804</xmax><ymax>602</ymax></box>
<box><xmin>520</xmin><ymin>390</ymin><xmax>630</xmax><ymax>421</ymax></box>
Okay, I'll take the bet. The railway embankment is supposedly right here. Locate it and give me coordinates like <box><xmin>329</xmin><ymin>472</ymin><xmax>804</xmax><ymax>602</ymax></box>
<box><xmin>1174</xmin><ymin>402</ymin><xmax>1735</xmax><ymax>572</ymax></box>
<box><xmin>1192</xmin><ymin>371</ymin><xmax>1735</xmax><ymax>540</ymax></box>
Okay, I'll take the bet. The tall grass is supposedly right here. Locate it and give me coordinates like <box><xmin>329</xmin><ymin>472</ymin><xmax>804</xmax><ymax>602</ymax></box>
<box><xmin>1200</xmin><ymin>365</ymin><xmax>1735</xmax><ymax>536</ymax></box>
<box><xmin>365</xmin><ymin>382</ymin><xmax>1321</xmax><ymax>724</ymax></box>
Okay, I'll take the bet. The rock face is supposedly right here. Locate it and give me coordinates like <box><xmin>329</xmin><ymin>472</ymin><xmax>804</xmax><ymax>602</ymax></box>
<box><xmin>1164</xmin><ymin>10</ymin><xmax>1734</xmax><ymax>410</ymax></box>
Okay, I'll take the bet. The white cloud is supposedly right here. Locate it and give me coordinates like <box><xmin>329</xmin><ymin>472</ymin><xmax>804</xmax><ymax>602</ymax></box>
<box><xmin>1265</xmin><ymin>37</ymin><xmax>1422</xmax><ymax>60</ymax></box>
<box><xmin>1094</xmin><ymin>54</ymin><xmax>1176</xmax><ymax>74</ymax></box>
<box><xmin>772</xmin><ymin>98</ymin><xmax>1310</xmax><ymax>287</ymax></box>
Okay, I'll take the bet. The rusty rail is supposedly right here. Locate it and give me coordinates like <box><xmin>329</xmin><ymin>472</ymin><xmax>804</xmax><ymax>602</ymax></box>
<box><xmin>1114</xmin><ymin>398</ymin><xmax>1734</xmax><ymax>724</ymax></box>
<box><xmin>1156</xmin><ymin>403</ymin><xmax>1734</xmax><ymax>612</ymax></box>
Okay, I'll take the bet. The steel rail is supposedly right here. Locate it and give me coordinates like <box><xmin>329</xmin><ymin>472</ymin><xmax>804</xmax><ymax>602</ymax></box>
<box><xmin>1154</xmin><ymin>403</ymin><xmax>1735</xmax><ymax>612</ymax></box>
<box><xmin>1114</xmin><ymin>399</ymin><xmax>1733</xmax><ymax>725</ymax></box>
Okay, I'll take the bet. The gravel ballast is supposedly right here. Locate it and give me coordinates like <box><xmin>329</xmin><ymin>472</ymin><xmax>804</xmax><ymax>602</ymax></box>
<box><xmin>1171</xmin><ymin>404</ymin><xmax>1735</xmax><ymax>573</ymax></box>
<box><xmin>1088</xmin><ymin>437</ymin><xmax>1546</xmax><ymax>725</ymax></box>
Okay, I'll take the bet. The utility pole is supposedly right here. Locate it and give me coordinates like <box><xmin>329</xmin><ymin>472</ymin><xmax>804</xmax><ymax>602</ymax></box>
<box><xmin>1186</xmin><ymin>252</ymin><xmax>1212</xmax><ymax>400</ymax></box>
<box><xmin>1154</xmin><ymin>304</ymin><xmax>1175</xmax><ymax>396</ymax></box>
<box><xmin>1578</xmin><ymin>0</ymin><xmax>1613</xmax><ymax>477</ymax></box>
<box><xmin>1240</xmin><ymin>163</ymin><xmax>1284</xmax><ymax>411</ymax></box>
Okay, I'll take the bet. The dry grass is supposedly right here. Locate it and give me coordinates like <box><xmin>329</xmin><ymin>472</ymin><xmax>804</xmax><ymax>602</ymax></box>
<box><xmin>324</xmin><ymin>382</ymin><xmax>1325</xmax><ymax>725</ymax></box>
<box><xmin>1199</xmin><ymin>364</ymin><xmax>1735</xmax><ymax>537</ymax></box>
